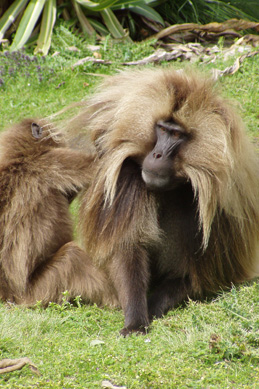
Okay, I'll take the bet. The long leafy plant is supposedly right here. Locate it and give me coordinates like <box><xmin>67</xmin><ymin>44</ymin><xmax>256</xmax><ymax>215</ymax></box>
<box><xmin>0</xmin><ymin>0</ymin><xmax>164</xmax><ymax>55</ymax></box>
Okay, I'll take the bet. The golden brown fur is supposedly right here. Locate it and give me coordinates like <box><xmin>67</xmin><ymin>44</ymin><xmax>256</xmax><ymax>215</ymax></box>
<box><xmin>0</xmin><ymin>118</ymin><xmax>107</xmax><ymax>305</ymax></box>
<box><xmin>69</xmin><ymin>68</ymin><xmax>259</xmax><ymax>334</ymax></box>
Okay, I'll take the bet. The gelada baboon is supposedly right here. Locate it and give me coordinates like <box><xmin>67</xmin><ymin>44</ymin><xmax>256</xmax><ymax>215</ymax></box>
<box><xmin>0</xmin><ymin>118</ymin><xmax>107</xmax><ymax>306</ymax></box>
<box><xmin>68</xmin><ymin>68</ymin><xmax>259</xmax><ymax>335</ymax></box>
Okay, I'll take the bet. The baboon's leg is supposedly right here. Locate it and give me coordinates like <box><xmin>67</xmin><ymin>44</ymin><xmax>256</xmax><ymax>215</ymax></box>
<box><xmin>24</xmin><ymin>242</ymin><xmax>111</xmax><ymax>306</ymax></box>
<box><xmin>109</xmin><ymin>246</ymin><xmax>150</xmax><ymax>336</ymax></box>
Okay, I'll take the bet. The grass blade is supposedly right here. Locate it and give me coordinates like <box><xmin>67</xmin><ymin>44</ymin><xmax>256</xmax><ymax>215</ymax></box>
<box><xmin>0</xmin><ymin>0</ymin><xmax>29</xmax><ymax>41</ymax></box>
<box><xmin>10</xmin><ymin>0</ymin><xmax>46</xmax><ymax>51</ymax></box>
<box><xmin>34</xmin><ymin>0</ymin><xmax>56</xmax><ymax>55</ymax></box>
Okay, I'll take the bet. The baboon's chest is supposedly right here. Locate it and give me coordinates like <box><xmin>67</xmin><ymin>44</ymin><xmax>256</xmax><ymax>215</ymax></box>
<box><xmin>149</xmin><ymin>184</ymin><xmax>200</xmax><ymax>277</ymax></box>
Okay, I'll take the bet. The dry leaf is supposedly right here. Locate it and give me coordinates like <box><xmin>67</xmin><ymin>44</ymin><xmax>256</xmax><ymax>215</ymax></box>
<box><xmin>212</xmin><ymin>50</ymin><xmax>259</xmax><ymax>79</ymax></box>
<box><xmin>90</xmin><ymin>339</ymin><xmax>105</xmax><ymax>346</ymax></box>
<box><xmin>0</xmin><ymin>358</ymin><xmax>40</xmax><ymax>375</ymax></box>
<box><xmin>102</xmin><ymin>380</ymin><xmax>127</xmax><ymax>389</ymax></box>
<box><xmin>68</xmin><ymin>46</ymin><xmax>80</xmax><ymax>52</ymax></box>
<box><xmin>93</xmin><ymin>52</ymin><xmax>102</xmax><ymax>59</ymax></box>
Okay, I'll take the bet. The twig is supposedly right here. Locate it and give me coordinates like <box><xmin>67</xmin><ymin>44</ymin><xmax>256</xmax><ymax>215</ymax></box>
<box><xmin>72</xmin><ymin>57</ymin><xmax>112</xmax><ymax>69</ymax></box>
<box><xmin>150</xmin><ymin>19</ymin><xmax>259</xmax><ymax>41</ymax></box>
<box><xmin>71</xmin><ymin>46</ymin><xmax>259</xmax><ymax>80</ymax></box>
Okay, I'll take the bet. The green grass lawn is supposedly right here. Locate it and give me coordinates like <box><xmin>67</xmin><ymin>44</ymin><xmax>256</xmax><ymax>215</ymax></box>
<box><xmin>0</xmin><ymin>29</ymin><xmax>259</xmax><ymax>388</ymax></box>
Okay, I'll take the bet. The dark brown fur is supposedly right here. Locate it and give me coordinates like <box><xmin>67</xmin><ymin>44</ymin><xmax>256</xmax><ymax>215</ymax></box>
<box><xmin>67</xmin><ymin>68</ymin><xmax>259</xmax><ymax>334</ymax></box>
<box><xmin>0</xmin><ymin>118</ymin><xmax>108</xmax><ymax>305</ymax></box>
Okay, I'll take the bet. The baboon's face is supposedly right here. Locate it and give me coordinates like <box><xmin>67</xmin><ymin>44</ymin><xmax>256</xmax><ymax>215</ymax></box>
<box><xmin>142</xmin><ymin>120</ymin><xmax>188</xmax><ymax>191</ymax></box>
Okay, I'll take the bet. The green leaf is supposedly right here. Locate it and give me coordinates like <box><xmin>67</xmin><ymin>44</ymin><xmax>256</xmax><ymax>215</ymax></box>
<box><xmin>72</xmin><ymin>0</ymin><xmax>94</xmax><ymax>35</ymax></box>
<box><xmin>10</xmin><ymin>0</ymin><xmax>46</xmax><ymax>51</ymax></box>
<box><xmin>34</xmin><ymin>0</ymin><xmax>56</xmax><ymax>55</ymax></box>
<box><xmin>87</xmin><ymin>17</ymin><xmax>109</xmax><ymax>35</ymax></box>
<box><xmin>130</xmin><ymin>4</ymin><xmax>164</xmax><ymax>24</ymax></box>
<box><xmin>147</xmin><ymin>0</ymin><xmax>165</xmax><ymax>7</ymax></box>
<box><xmin>0</xmin><ymin>0</ymin><xmax>29</xmax><ymax>41</ymax></box>
<box><xmin>72</xmin><ymin>0</ymin><xmax>95</xmax><ymax>36</ymax></box>
<box><xmin>75</xmin><ymin>0</ymin><xmax>119</xmax><ymax>12</ymax></box>
<box><xmin>100</xmin><ymin>8</ymin><xmax>132</xmax><ymax>41</ymax></box>
<box><xmin>111</xmin><ymin>0</ymin><xmax>157</xmax><ymax>8</ymax></box>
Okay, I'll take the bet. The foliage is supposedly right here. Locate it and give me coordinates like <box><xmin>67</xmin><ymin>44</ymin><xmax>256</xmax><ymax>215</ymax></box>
<box><xmin>0</xmin><ymin>0</ymin><xmax>164</xmax><ymax>55</ymax></box>
<box><xmin>157</xmin><ymin>0</ymin><xmax>259</xmax><ymax>25</ymax></box>
<box><xmin>1</xmin><ymin>0</ymin><xmax>259</xmax><ymax>56</ymax></box>
<box><xmin>0</xmin><ymin>33</ymin><xmax>157</xmax><ymax>124</ymax></box>
<box><xmin>0</xmin><ymin>49</ymin><xmax>55</xmax><ymax>86</ymax></box>
<box><xmin>0</xmin><ymin>26</ymin><xmax>258</xmax><ymax>135</ymax></box>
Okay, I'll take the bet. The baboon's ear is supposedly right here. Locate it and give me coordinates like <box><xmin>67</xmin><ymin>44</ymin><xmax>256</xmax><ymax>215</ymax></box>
<box><xmin>31</xmin><ymin>123</ymin><xmax>43</xmax><ymax>139</ymax></box>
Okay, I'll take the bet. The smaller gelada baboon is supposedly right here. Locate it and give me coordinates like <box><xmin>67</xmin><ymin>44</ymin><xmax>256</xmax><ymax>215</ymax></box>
<box><xmin>0</xmin><ymin>118</ymin><xmax>106</xmax><ymax>306</ymax></box>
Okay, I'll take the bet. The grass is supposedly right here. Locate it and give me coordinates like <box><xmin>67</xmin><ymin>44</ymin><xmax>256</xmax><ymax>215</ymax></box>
<box><xmin>0</xmin><ymin>27</ymin><xmax>259</xmax><ymax>388</ymax></box>
<box><xmin>0</xmin><ymin>32</ymin><xmax>156</xmax><ymax>128</ymax></box>
<box><xmin>1</xmin><ymin>284</ymin><xmax>259</xmax><ymax>388</ymax></box>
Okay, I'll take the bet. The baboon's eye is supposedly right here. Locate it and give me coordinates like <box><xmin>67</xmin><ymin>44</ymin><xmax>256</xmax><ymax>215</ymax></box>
<box><xmin>31</xmin><ymin>123</ymin><xmax>43</xmax><ymax>139</ymax></box>
<box><xmin>157</xmin><ymin>121</ymin><xmax>185</xmax><ymax>140</ymax></box>
<box><xmin>170</xmin><ymin>129</ymin><xmax>182</xmax><ymax>139</ymax></box>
